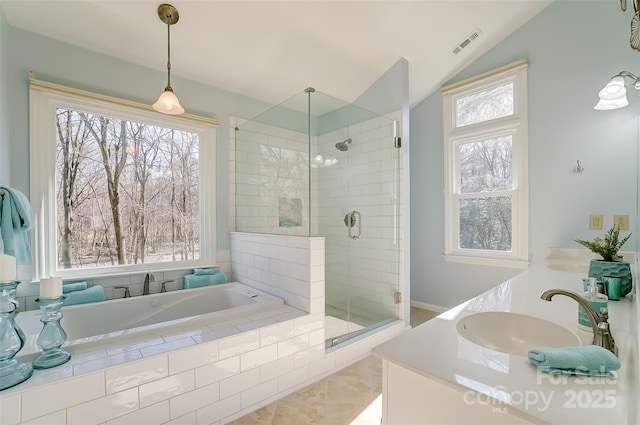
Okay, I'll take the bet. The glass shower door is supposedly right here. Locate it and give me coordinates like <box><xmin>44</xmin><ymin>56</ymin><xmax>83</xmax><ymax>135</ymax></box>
<box><xmin>319</xmin><ymin>107</ymin><xmax>401</xmax><ymax>347</ymax></box>
<box><xmin>233</xmin><ymin>88</ymin><xmax>402</xmax><ymax>348</ymax></box>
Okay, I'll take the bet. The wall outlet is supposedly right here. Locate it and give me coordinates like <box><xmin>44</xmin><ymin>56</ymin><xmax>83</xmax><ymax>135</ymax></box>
<box><xmin>613</xmin><ymin>214</ymin><xmax>629</xmax><ymax>230</ymax></box>
<box><xmin>589</xmin><ymin>214</ymin><xmax>603</xmax><ymax>230</ymax></box>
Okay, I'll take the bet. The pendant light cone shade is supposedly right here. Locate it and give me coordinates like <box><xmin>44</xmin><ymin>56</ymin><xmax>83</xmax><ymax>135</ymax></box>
<box><xmin>153</xmin><ymin>87</ymin><xmax>184</xmax><ymax>115</ymax></box>
<box><xmin>153</xmin><ymin>4</ymin><xmax>184</xmax><ymax>115</ymax></box>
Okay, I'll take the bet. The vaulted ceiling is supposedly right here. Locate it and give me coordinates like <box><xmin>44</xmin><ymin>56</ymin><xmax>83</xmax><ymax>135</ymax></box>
<box><xmin>1</xmin><ymin>1</ymin><xmax>552</xmax><ymax>107</ymax></box>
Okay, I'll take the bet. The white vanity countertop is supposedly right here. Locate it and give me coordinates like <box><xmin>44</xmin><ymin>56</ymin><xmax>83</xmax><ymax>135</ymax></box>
<box><xmin>373</xmin><ymin>266</ymin><xmax>636</xmax><ymax>424</ymax></box>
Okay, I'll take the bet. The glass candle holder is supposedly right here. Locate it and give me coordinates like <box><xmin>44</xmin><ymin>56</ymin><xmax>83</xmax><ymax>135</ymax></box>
<box><xmin>32</xmin><ymin>296</ymin><xmax>71</xmax><ymax>369</ymax></box>
<box><xmin>0</xmin><ymin>281</ymin><xmax>33</xmax><ymax>391</ymax></box>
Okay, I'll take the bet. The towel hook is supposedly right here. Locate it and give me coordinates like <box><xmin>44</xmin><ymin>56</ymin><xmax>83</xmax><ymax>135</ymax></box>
<box><xmin>572</xmin><ymin>160</ymin><xmax>584</xmax><ymax>173</ymax></box>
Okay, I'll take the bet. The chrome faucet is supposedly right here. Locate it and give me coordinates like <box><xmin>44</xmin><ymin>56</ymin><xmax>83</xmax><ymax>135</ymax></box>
<box><xmin>143</xmin><ymin>272</ymin><xmax>154</xmax><ymax>295</ymax></box>
<box><xmin>540</xmin><ymin>289</ymin><xmax>618</xmax><ymax>356</ymax></box>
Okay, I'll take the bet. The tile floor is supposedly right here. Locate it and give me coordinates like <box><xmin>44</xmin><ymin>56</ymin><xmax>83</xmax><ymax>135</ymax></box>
<box><xmin>410</xmin><ymin>306</ymin><xmax>440</xmax><ymax>328</ymax></box>
<box><xmin>228</xmin><ymin>307</ymin><xmax>438</xmax><ymax>425</ymax></box>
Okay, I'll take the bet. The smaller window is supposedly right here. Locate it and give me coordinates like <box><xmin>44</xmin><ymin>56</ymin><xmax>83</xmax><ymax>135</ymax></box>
<box><xmin>442</xmin><ymin>60</ymin><xmax>529</xmax><ymax>268</ymax></box>
<box><xmin>455</xmin><ymin>82</ymin><xmax>514</xmax><ymax>127</ymax></box>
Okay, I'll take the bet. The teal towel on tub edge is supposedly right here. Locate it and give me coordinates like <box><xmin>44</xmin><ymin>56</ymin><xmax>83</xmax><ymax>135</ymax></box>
<box><xmin>62</xmin><ymin>285</ymin><xmax>105</xmax><ymax>306</ymax></box>
<box><xmin>183</xmin><ymin>272</ymin><xmax>227</xmax><ymax>289</ymax></box>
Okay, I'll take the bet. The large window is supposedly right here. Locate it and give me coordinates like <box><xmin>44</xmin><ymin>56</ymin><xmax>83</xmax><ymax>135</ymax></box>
<box><xmin>30</xmin><ymin>79</ymin><xmax>217</xmax><ymax>279</ymax></box>
<box><xmin>442</xmin><ymin>60</ymin><xmax>529</xmax><ymax>268</ymax></box>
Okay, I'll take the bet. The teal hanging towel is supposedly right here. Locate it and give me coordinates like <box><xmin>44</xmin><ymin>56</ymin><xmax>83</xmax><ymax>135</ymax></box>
<box><xmin>0</xmin><ymin>186</ymin><xmax>34</xmax><ymax>264</ymax></box>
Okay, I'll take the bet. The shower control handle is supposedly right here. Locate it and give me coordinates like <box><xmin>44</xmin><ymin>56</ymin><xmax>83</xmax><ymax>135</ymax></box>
<box><xmin>343</xmin><ymin>213</ymin><xmax>355</xmax><ymax>228</ymax></box>
<box><xmin>344</xmin><ymin>210</ymin><xmax>362</xmax><ymax>240</ymax></box>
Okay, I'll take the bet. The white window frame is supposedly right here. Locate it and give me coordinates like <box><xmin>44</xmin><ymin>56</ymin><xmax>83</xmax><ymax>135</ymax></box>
<box><xmin>29</xmin><ymin>76</ymin><xmax>217</xmax><ymax>280</ymax></box>
<box><xmin>442</xmin><ymin>59</ymin><xmax>529</xmax><ymax>269</ymax></box>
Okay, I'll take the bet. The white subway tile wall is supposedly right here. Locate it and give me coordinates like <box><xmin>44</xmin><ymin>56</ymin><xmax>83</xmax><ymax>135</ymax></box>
<box><xmin>66</xmin><ymin>387</ymin><xmax>138</xmax><ymax>425</ymax></box>
<box><xmin>233</xmin><ymin>120</ymin><xmax>311</xmax><ymax>236</ymax></box>
<box><xmin>230</xmin><ymin>115</ymin><xmax>403</xmax><ymax>332</ymax></box>
<box><xmin>230</xmin><ymin>232</ymin><xmax>324</xmax><ymax>314</ymax></box>
<box><xmin>106</xmin><ymin>355</ymin><xmax>167</xmax><ymax>393</ymax></box>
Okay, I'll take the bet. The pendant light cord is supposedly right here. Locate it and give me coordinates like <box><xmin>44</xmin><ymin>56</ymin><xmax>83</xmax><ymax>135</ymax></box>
<box><xmin>152</xmin><ymin>4</ymin><xmax>184</xmax><ymax>115</ymax></box>
<box><xmin>165</xmin><ymin>18</ymin><xmax>172</xmax><ymax>91</ymax></box>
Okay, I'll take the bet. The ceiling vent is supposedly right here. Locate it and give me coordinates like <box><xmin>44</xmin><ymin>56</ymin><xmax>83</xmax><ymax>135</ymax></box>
<box><xmin>451</xmin><ymin>28</ymin><xmax>482</xmax><ymax>55</ymax></box>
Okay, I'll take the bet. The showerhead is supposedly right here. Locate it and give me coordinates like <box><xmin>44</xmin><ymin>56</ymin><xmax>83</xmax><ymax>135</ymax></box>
<box><xmin>335</xmin><ymin>138</ymin><xmax>352</xmax><ymax>152</ymax></box>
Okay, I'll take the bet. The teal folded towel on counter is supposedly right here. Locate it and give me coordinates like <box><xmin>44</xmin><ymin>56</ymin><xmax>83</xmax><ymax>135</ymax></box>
<box><xmin>183</xmin><ymin>272</ymin><xmax>227</xmax><ymax>289</ymax></box>
<box><xmin>193</xmin><ymin>268</ymin><xmax>215</xmax><ymax>275</ymax></box>
<box><xmin>62</xmin><ymin>281</ymin><xmax>88</xmax><ymax>293</ymax></box>
<box><xmin>62</xmin><ymin>285</ymin><xmax>105</xmax><ymax>306</ymax></box>
<box><xmin>528</xmin><ymin>345</ymin><xmax>620</xmax><ymax>377</ymax></box>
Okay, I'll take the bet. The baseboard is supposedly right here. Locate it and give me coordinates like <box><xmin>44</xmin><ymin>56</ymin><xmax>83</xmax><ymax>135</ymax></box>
<box><xmin>410</xmin><ymin>300</ymin><xmax>448</xmax><ymax>314</ymax></box>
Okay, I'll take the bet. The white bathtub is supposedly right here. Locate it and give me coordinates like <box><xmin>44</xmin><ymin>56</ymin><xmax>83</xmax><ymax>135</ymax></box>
<box><xmin>15</xmin><ymin>282</ymin><xmax>283</xmax><ymax>358</ymax></box>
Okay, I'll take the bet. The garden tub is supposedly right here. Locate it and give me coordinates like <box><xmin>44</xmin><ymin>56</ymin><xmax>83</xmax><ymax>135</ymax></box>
<box><xmin>15</xmin><ymin>282</ymin><xmax>283</xmax><ymax>358</ymax></box>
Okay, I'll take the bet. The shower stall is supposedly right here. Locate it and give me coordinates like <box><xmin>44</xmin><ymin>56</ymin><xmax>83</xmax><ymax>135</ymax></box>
<box><xmin>234</xmin><ymin>88</ymin><xmax>402</xmax><ymax>347</ymax></box>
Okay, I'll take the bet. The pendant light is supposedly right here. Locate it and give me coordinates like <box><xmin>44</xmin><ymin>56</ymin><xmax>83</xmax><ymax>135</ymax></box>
<box><xmin>153</xmin><ymin>4</ymin><xmax>184</xmax><ymax>115</ymax></box>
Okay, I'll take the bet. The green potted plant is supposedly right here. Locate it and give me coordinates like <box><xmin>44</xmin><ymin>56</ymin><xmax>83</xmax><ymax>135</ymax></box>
<box><xmin>574</xmin><ymin>225</ymin><xmax>633</xmax><ymax>296</ymax></box>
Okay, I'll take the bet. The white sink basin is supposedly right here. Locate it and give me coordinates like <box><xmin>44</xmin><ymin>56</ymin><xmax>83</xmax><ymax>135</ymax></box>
<box><xmin>456</xmin><ymin>311</ymin><xmax>581</xmax><ymax>356</ymax></box>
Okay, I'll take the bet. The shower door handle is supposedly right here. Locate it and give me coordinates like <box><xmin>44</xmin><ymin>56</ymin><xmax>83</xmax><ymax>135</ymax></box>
<box><xmin>344</xmin><ymin>210</ymin><xmax>361</xmax><ymax>240</ymax></box>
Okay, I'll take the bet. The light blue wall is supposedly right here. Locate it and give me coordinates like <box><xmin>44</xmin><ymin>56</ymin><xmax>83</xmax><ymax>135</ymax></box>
<box><xmin>353</xmin><ymin>57</ymin><xmax>408</xmax><ymax>116</ymax></box>
<box><xmin>0</xmin><ymin>21</ymin><xmax>274</xmax><ymax>251</ymax></box>
<box><xmin>411</xmin><ymin>1</ymin><xmax>639</xmax><ymax>308</ymax></box>
<box><xmin>0</xmin><ymin>8</ymin><xmax>8</xmax><ymax>184</ymax></box>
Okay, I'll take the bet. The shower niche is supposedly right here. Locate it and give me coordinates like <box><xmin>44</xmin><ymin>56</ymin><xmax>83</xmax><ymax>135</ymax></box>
<box><xmin>234</xmin><ymin>88</ymin><xmax>402</xmax><ymax>347</ymax></box>
<box><xmin>278</xmin><ymin>197</ymin><xmax>302</xmax><ymax>227</ymax></box>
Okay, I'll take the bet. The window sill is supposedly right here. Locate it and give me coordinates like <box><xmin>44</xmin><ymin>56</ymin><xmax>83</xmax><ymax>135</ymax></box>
<box><xmin>44</xmin><ymin>263</ymin><xmax>219</xmax><ymax>282</ymax></box>
<box><xmin>443</xmin><ymin>254</ymin><xmax>529</xmax><ymax>269</ymax></box>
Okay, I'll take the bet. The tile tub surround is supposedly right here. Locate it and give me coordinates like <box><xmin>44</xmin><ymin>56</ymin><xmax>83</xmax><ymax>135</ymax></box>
<box><xmin>1</xmin><ymin>232</ymin><xmax>406</xmax><ymax>424</ymax></box>
<box><xmin>14</xmin><ymin>283</ymin><xmax>286</xmax><ymax>361</ymax></box>
<box><xmin>374</xmin><ymin>265</ymin><xmax>639</xmax><ymax>424</ymax></box>
<box><xmin>0</xmin><ymin>310</ymin><xmax>403</xmax><ymax>425</ymax></box>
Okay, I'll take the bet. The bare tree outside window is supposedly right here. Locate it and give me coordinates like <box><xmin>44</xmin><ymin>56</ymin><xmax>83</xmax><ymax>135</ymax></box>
<box><xmin>459</xmin><ymin>197</ymin><xmax>512</xmax><ymax>250</ymax></box>
<box><xmin>459</xmin><ymin>136</ymin><xmax>512</xmax><ymax>193</ymax></box>
<box><xmin>55</xmin><ymin>108</ymin><xmax>200</xmax><ymax>270</ymax></box>
<box><xmin>456</xmin><ymin>82</ymin><xmax>514</xmax><ymax>127</ymax></box>
<box><xmin>457</xmin><ymin>135</ymin><xmax>513</xmax><ymax>251</ymax></box>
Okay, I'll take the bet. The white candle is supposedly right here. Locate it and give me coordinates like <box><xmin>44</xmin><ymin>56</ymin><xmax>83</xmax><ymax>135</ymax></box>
<box><xmin>0</xmin><ymin>253</ymin><xmax>17</xmax><ymax>282</ymax></box>
<box><xmin>40</xmin><ymin>276</ymin><xmax>63</xmax><ymax>299</ymax></box>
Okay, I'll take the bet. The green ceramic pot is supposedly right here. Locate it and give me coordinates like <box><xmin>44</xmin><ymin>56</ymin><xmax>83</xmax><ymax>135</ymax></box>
<box><xmin>587</xmin><ymin>259</ymin><xmax>632</xmax><ymax>297</ymax></box>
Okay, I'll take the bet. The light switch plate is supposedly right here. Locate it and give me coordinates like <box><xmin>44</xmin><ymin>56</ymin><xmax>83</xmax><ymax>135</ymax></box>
<box><xmin>589</xmin><ymin>214</ymin><xmax>603</xmax><ymax>230</ymax></box>
<box><xmin>613</xmin><ymin>214</ymin><xmax>629</xmax><ymax>230</ymax></box>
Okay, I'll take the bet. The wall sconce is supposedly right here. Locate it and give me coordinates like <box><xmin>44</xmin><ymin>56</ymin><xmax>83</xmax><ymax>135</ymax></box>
<box><xmin>594</xmin><ymin>71</ymin><xmax>640</xmax><ymax>110</ymax></box>
<box><xmin>152</xmin><ymin>4</ymin><xmax>184</xmax><ymax>115</ymax></box>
